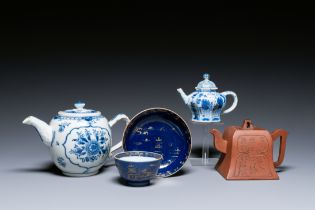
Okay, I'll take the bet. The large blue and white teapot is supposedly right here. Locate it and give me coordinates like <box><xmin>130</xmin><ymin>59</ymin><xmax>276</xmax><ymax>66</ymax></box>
<box><xmin>177</xmin><ymin>73</ymin><xmax>238</xmax><ymax>122</ymax></box>
<box><xmin>23</xmin><ymin>102</ymin><xmax>130</xmax><ymax>177</ymax></box>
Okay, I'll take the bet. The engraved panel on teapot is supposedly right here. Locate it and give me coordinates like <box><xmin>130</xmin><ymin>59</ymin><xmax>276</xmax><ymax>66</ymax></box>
<box><xmin>234</xmin><ymin>135</ymin><xmax>272</xmax><ymax>177</ymax></box>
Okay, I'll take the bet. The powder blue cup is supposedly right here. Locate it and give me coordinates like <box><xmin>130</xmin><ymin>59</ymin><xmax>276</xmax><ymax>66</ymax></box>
<box><xmin>114</xmin><ymin>151</ymin><xmax>162</xmax><ymax>186</ymax></box>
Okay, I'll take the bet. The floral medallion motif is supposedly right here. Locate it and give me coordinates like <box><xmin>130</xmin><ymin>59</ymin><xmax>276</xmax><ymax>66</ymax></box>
<box><xmin>63</xmin><ymin>126</ymin><xmax>110</xmax><ymax>168</ymax></box>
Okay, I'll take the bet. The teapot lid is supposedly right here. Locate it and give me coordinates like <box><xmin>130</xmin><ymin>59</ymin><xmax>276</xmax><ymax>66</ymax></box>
<box><xmin>58</xmin><ymin>101</ymin><xmax>101</xmax><ymax>117</ymax></box>
<box><xmin>237</xmin><ymin>120</ymin><xmax>264</xmax><ymax>130</ymax></box>
<box><xmin>195</xmin><ymin>73</ymin><xmax>218</xmax><ymax>90</ymax></box>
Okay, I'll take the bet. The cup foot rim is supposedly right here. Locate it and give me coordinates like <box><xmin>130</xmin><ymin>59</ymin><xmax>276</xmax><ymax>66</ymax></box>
<box><xmin>124</xmin><ymin>179</ymin><xmax>150</xmax><ymax>187</ymax></box>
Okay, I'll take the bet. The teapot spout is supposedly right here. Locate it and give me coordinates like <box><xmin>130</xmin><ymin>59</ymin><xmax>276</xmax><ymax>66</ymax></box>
<box><xmin>177</xmin><ymin>88</ymin><xmax>189</xmax><ymax>104</ymax></box>
<box><xmin>210</xmin><ymin>129</ymin><xmax>227</xmax><ymax>154</ymax></box>
<box><xmin>23</xmin><ymin>116</ymin><xmax>53</xmax><ymax>147</ymax></box>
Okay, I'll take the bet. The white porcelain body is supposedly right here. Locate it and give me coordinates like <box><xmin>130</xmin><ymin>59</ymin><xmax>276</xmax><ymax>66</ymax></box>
<box><xmin>24</xmin><ymin>113</ymin><xmax>129</xmax><ymax>177</ymax></box>
<box><xmin>177</xmin><ymin>73</ymin><xmax>238</xmax><ymax>123</ymax></box>
<box><xmin>187</xmin><ymin>90</ymin><xmax>238</xmax><ymax>122</ymax></box>
<box><xmin>51</xmin><ymin>115</ymin><xmax>109</xmax><ymax>176</ymax></box>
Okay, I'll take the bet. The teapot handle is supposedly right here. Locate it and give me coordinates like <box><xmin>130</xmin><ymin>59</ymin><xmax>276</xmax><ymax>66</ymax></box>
<box><xmin>108</xmin><ymin>114</ymin><xmax>130</xmax><ymax>156</ymax></box>
<box><xmin>271</xmin><ymin>129</ymin><xmax>288</xmax><ymax>167</ymax></box>
<box><xmin>221</xmin><ymin>91</ymin><xmax>238</xmax><ymax>114</ymax></box>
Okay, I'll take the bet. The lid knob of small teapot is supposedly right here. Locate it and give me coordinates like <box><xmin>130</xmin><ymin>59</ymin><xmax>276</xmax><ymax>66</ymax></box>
<box><xmin>203</xmin><ymin>73</ymin><xmax>209</xmax><ymax>80</ymax></box>
<box><xmin>74</xmin><ymin>101</ymin><xmax>85</xmax><ymax>110</ymax></box>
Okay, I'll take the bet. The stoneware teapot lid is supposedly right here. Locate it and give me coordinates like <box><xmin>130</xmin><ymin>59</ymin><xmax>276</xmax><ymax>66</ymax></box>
<box><xmin>58</xmin><ymin>101</ymin><xmax>101</xmax><ymax>117</ymax></box>
<box><xmin>195</xmin><ymin>73</ymin><xmax>218</xmax><ymax>90</ymax></box>
<box><xmin>237</xmin><ymin>119</ymin><xmax>264</xmax><ymax>130</ymax></box>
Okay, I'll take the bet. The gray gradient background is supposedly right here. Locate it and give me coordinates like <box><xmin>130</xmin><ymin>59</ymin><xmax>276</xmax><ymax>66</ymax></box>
<box><xmin>0</xmin><ymin>3</ymin><xmax>315</xmax><ymax>210</ymax></box>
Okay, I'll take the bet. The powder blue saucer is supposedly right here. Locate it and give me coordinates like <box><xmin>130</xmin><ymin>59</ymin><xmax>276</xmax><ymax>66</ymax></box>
<box><xmin>123</xmin><ymin>108</ymin><xmax>192</xmax><ymax>177</ymax></box>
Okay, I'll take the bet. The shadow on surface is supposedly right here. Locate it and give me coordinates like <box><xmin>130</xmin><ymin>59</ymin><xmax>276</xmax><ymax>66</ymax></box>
<box><xmin>190</xmin><ymin>145</ymin><xmax>220</xmax><ymax>158</ymax></box>
<box><xmin>98</xmin><ymin>164</ymin><xmax>112</xmax><ymax>173</ymax></box>
<box><xmin>276</xmin><ymin>165</ymin><xmax>294</xmax><ymax>173</ymax></box>
<box><xmin>11</xmin><ymin>161</ymin><xmax>64</xmax><ymax>176</ymax></box>
<box><xmin>111</xmin><ymin>177</ymin><xmax>126</xmax><ymax>186</ymax></box>
<box><xmin>11</xmin><ymin>161</ymin><xmax>112</xmax><ymax>177</ymax></box>
<box><xmin>169</xmin><ymin>167</ymin><xmax>192</xmax><ymax>177</ymax></box>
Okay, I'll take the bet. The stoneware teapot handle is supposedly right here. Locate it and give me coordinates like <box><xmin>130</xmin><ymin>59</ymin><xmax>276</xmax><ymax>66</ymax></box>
<box><xmin>108</xmin><ymin>114</ymin><xmax>130</xmax><ymax>156</ymax></box>
<box><xmin>221</xmin><ymin>91</ymin><xmax>238</xmax><ymax>114</ymax></box>
<box><xmin>271</xmin><ymin>129</ymin><xmax>288</xmax><ymax>167</ymax></box>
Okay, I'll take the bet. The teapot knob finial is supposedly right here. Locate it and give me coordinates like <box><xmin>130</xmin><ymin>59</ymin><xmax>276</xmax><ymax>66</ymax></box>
<box><xmin>203</xmin><ymin>73</ymin><xmax>209</xmax><ymax>80</ymax></box>
<box><xmin>75</xmin><ymin>101</ymin><xmax>85</xmax><ymax>109</ymax></box>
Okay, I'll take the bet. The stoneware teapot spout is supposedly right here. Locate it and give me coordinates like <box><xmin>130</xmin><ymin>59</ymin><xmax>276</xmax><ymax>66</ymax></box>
<box><xmin>23</xmin><ymin>116</ymin><xmax>53</xmax><ymax>147</ymax></box>
<box><xmin>177</xmin><ymin>88</ymin><xmax>189</xmax><ymax>105</ymax></box>
<box><xmin>210</xmin><ymin>129</ymin><xmax>227</xmax><ymax>154</ymax></box>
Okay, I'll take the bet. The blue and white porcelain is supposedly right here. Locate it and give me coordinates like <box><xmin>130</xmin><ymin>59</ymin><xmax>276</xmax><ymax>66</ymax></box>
<box><xmin>23</xmin><ymin>102</ymin><xmax>130</xmax><ymax>177</ymax></box>
<box><xmin>177</xmin><ymin>73</ymin><xmax>238</xmax><ymax>122</ymax></box>
<box><xmin>114</xmin><ymin>151</ymin><xmax>162</xmax><ymax>186</ymax></box>
<box><xmin>123</xmin><ymin>108</ymin><xmax>192</xmax><ymax>177</ymax></box>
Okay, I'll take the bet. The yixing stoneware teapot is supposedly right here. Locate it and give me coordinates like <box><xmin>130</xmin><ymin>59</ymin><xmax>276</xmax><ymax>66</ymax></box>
<box><xmin>210</xmin><ymin>120</ymin><xmax>288</xmax><ymax>180</ymax></box>
<box><xmin>23</xmin><ymin>102</ymin><xmax>130</xmax><ymax>177</ymax></box>
<box><xmin>177</xmin><ymin>73</ymin><xmax>238</xmax><ymax>122</ymax></box>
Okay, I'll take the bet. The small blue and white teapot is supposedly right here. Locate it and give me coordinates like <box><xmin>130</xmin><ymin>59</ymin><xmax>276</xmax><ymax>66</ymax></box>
<box><xmin>23</xmin><ymin>102</ymin><xmax>130</xmax><ymax>177</ymax></box>
<box><xmin>177</xmin><ymin>73</ymin><xmax>238</xmax><ymax>122</ymax></box>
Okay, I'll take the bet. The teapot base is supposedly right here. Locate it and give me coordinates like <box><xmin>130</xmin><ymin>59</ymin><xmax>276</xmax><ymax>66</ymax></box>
<box><xmin>192</xmin><ymin>119</ymin><xmax>221</xmax><ymax>123</ymax></box>
<box><xmin>62</xmin><ymin>170</ymin><xmax>99</xmax><ymax>177</ymax></box>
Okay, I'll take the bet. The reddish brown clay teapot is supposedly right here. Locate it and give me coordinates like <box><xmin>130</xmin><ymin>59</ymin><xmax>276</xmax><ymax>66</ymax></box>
<box><xmin>210</xmin><ymin>120</ymin><xmax>288</xmax><ymax>180</ymax></box>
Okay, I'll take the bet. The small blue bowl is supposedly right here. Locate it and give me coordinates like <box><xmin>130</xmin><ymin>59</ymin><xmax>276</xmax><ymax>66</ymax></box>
<box><xmin>114</xmin><ymin>151</ymin><xmax>162</xmax><ymax>186</ymax></box>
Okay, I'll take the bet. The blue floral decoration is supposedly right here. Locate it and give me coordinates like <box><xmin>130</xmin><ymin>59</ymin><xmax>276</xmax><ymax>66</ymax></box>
<box><xmin>201</xmin><ymin>99</ymin><xmax>212</xmax><ymax>110</ymax></box>
<box><xmin>191</xmin><ymin>102</ymin><xmax>198</xmax><ymax>120</ymax></box>
<box><xmin>217</xmin><ymin>96</ymin><xmax>225</xmax><ymax>109</ymax></box>
<box><xmin>57</xmin><ymin>157</ymin><xmax>66</xmax><ymax>167</ymax></box>
<box><xmin>69</xmin><ymin>129</ymin><xmax>108</xmax><ymax>163</ymax></box>
<box><xmin>53</xmin><ymin>115</ymin><xmax>103</xmax><ymax>121</ymax></box>
<box><xmin>84</xmin><ymin>117</ymin><xmax>93</xmax><ymax>121</ymax></box>
<box><xmin>58</xmin><ymin>122</ymin><xmax>70</xmax><ymax>132</ymax></box>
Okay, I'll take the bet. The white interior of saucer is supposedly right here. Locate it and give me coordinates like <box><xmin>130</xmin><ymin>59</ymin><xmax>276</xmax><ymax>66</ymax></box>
<box><xmin>119</xmin><ymin>156</ymin><xmax>158</xmax><ymax>162</ymax></box>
